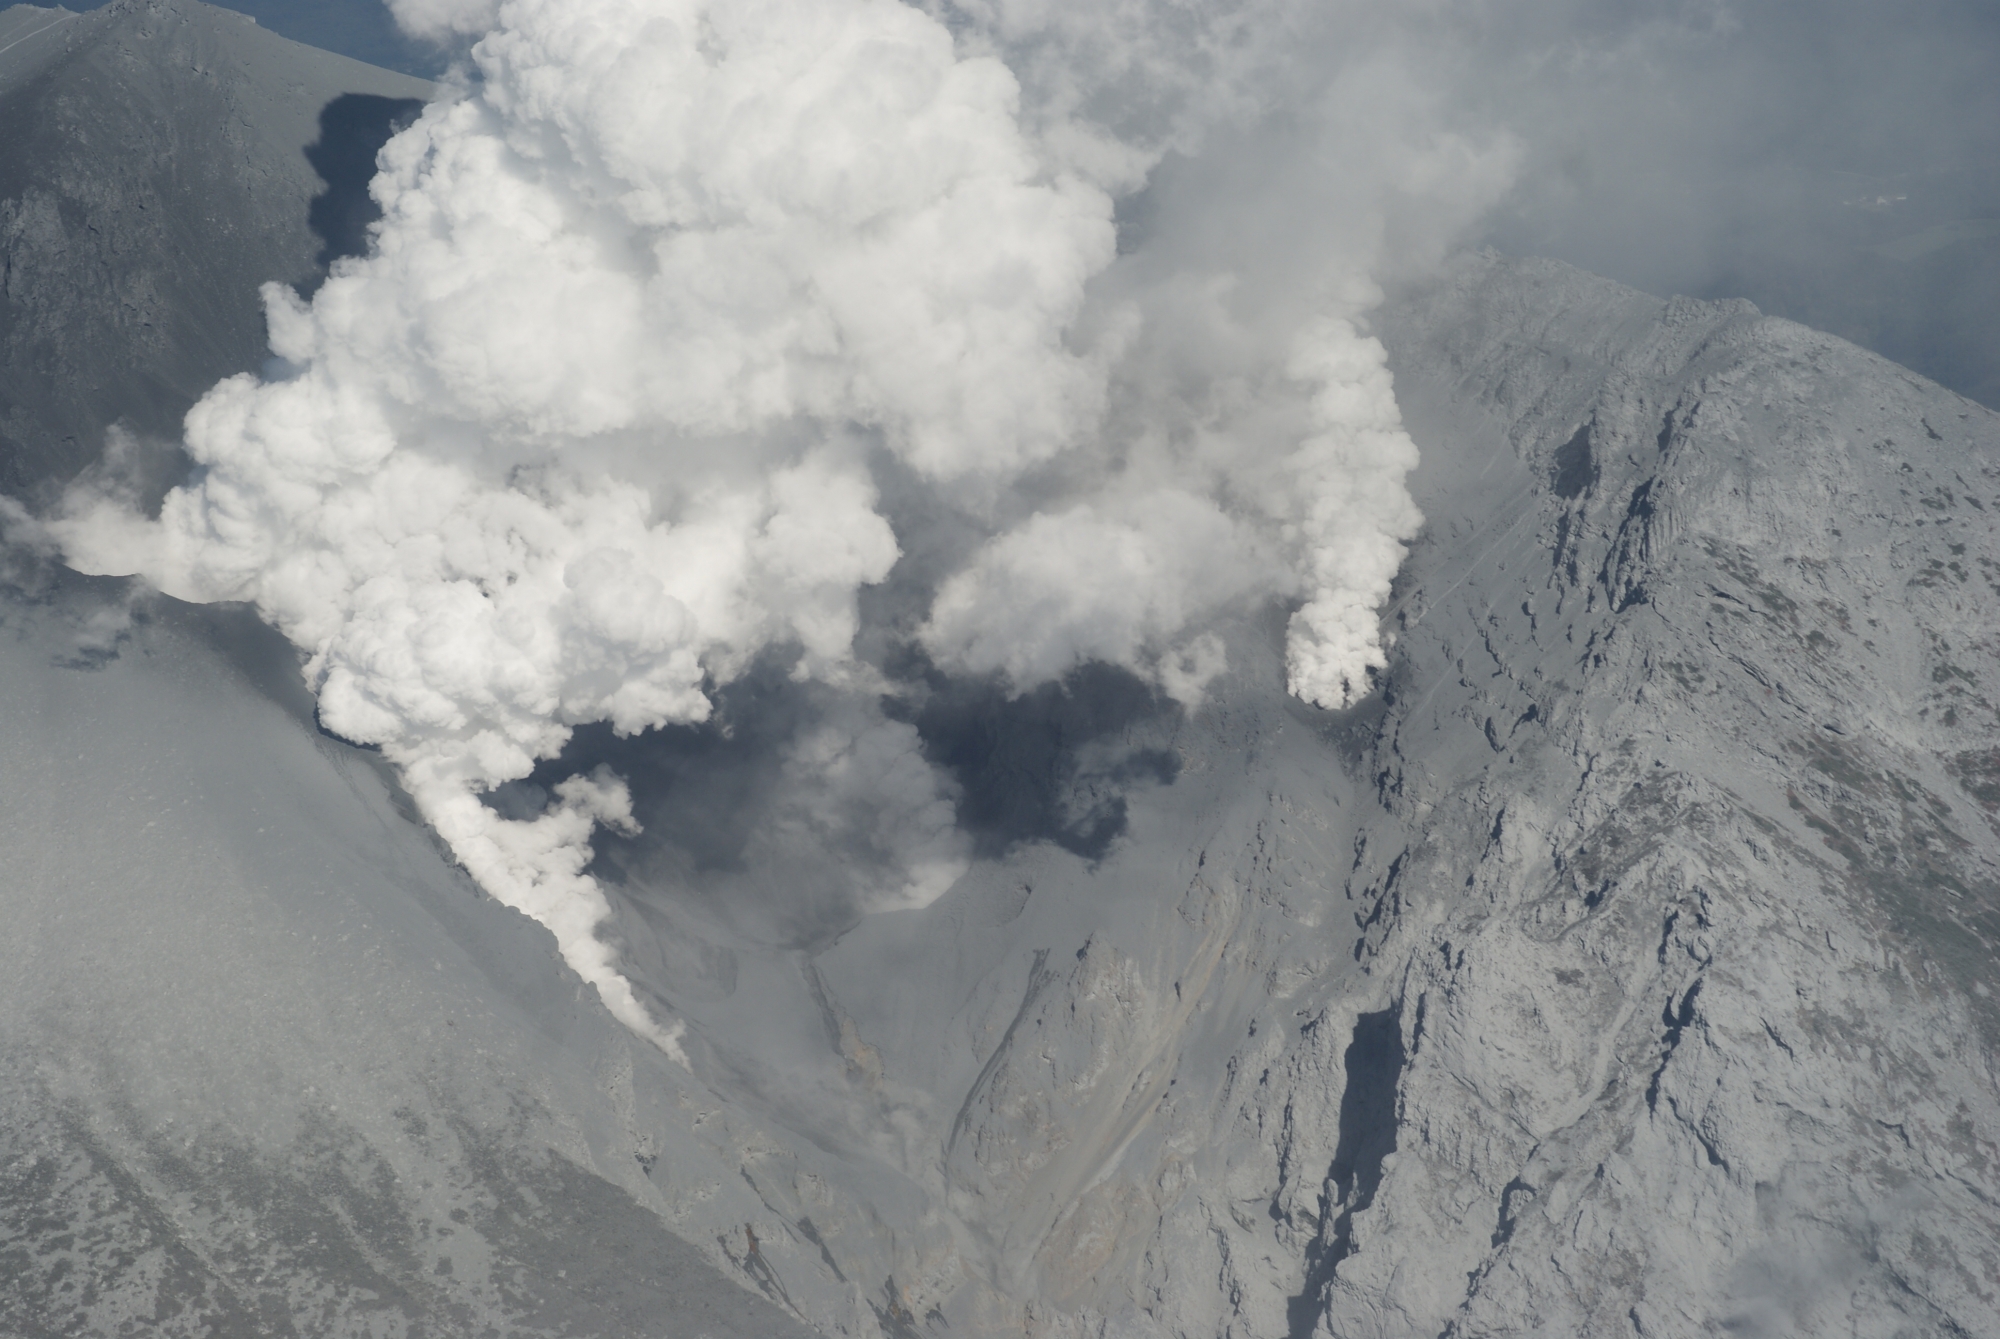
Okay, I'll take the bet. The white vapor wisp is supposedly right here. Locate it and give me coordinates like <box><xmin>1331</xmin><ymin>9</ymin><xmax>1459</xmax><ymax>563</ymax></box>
<box><xmin>55</xmin><ymin>0</ymin><xmax>1514</xmax><ymax>1050</ymax></box>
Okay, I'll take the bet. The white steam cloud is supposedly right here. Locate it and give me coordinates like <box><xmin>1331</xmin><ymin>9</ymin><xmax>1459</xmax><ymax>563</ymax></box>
<box><xmin>53</xmin><ymin>0</ymin><xmax>1516</xmax><ymax>1051</ymax></box>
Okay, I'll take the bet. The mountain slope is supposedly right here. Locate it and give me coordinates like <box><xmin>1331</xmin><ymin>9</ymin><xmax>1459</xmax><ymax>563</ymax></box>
<box><xmin>549</xmin><ymin>252</ymin><xmax>2000</xmax><ymax>1337</ymax></box>
<box><xmin>1321</xmin><ymin>252</ymin><xmax>2000</xmax><ymax>1336</ymax></box>
<box><xmin>0</xmin><ymin>569</ymin><xmax>820</xmax><ymax>1338</ymax></box>
<box><xmin>0</xmin><ymin>7</ymin><xmax>1996</xmax><ymax>1333</ymax></box>
<box><xmin>0</xmin><ymin>0</ymin><xmax>426</xmax><ymax>500</ymax></box>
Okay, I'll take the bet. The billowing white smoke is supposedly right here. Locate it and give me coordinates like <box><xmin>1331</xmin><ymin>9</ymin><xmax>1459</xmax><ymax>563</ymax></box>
<box><xmin>54</xmin><ymin>0</ymin><xmax>1513</xmax><ymax>1052</ymax></box>
<box><xmin>917</xmin><ymin>316</ymin><xmax>1430</xmax><ymax>711</ymax></box>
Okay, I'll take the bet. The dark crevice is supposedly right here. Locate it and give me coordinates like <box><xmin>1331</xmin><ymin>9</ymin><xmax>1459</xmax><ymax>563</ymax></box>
<box><xmin>871</xmin><ymin>1274</ymin><xmax>926</xmax><ymax>1339</ymax></box>
<box><xmin>1645</xmin><ymin>978</ymin><xmax>1704</xmax><ymax>1113</ymax></box>
<box><xmin>1286</xmin><ymin>1009</ymin><xmax>1404</xmax><ymax>1338</ymax></box>
<box><xmin>1552</xmin><ymin>422</ymin><xmax>1598</xmax><ymax>499</ymax></box>
<box><xmin>1624</xmin><ymin>478</ymin><xmax>1656</xmax><ymax>525</ymax></box>
<box><xmin>1490</xmin><ymin>1175</ymin><xmax>1537</xmax><ymax>1248</ymax></box>
<box><xmin>794</xmin><ymin>1218</ymin><xmax>846</xmax><ymax>1284</ymax></box>
<box><xmin>1656</xmin><ymin>909</ymin><xmax>1680</xmax><ymax>964</ymax></box>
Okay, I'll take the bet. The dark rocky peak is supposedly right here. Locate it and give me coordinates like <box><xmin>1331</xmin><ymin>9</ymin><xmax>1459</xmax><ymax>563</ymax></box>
<box><xmin>0</xmin><ymin>0</ymin><xmax>427</xmax><ymax>503</ymax></box>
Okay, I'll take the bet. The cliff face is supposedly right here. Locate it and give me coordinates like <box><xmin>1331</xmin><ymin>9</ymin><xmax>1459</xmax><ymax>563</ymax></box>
<box><xmin>1321</xmin><ymin>254</ymin><xmax>2000</xmax><ymax>1337</ymax></box>
<box><xmin>2</xmin><ymin>8</ymin><xmax>1998</xmax><ymax>1335</ymax></box>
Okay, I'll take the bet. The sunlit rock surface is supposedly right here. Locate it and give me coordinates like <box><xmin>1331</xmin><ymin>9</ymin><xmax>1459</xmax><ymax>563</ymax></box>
<box><xmin>1327</xmin><ymin>253</ymin><xmax>2000</xmax><ymax>1337</ymax></box>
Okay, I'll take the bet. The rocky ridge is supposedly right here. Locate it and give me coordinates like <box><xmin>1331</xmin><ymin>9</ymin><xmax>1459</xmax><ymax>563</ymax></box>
<box><xmin>1329</xmin><ymin>253</ymin><xmax>2000</xmax><ymax>1336</ymax></box>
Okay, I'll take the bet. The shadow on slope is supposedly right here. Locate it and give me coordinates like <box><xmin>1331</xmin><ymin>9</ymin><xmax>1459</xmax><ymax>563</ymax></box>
<box><xmin>906</xmin><ymin>660</ymin><xmax>1181</xmax><ymax>863</ymax></box>
<box><xmin>305</xmin><ymin>92</ymin><xmax>425</xmax><ymax>271</ymax></box>
<box><xmin>507</xmin><ymin>656</ymin><xmax>1181</xmax><ymax>950</ymax></box>
<box><xmin>0</xmin><ymin>0</ymin><xmax>429</xmax><ymax>500</ymax></box>
<box><xmin>1288</xmin><ymin>1008</ymin><xmax>1404</xmax><ymax>1338</ymax></box>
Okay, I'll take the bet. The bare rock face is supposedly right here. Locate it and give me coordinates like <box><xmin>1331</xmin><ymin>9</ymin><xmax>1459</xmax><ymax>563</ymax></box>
<box><xmin>1318</xmin><ymin>253</ymin><xmax>2000</xmax><ymax>1337</ymax></box>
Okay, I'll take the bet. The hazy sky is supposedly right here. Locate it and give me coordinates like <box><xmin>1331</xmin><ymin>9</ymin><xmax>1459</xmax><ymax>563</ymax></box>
<box><xmin>1477</xmin><ymin>0</ymin><xmax>2000</xmax><ymax>409</ymax></box>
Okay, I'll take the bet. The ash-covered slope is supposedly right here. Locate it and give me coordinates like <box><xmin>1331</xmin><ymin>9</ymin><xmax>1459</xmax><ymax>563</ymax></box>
<box><xmin>674</xmin><ymin>254</ymin><xmax>2000</xmax><ymax>1338</ymax></box>
<box><xmin>0</xmin><ymin>0</ymin><xmax>426</xmax><ymax>499</ymax></box>
<box><xmin>0</xmin><ymin>570</ymin><xmax>818</xmax><ymax>1337</ymax></box>
<box><xmin>516</xmin><ymin>252</ymin><xmax>2000</xmax><ymax>1339</ymax></box>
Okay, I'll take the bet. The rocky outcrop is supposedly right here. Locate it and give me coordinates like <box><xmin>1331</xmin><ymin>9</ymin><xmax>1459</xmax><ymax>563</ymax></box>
<box><xmin>1318</xmin><ymin>254</ymin><xmax>2000</xmax><ymax>1336</ymax></box>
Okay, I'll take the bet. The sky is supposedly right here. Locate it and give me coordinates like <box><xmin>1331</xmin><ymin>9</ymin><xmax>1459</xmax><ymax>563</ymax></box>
<box><xmin>1475</xmin><ymin>0</ymin><xmax>2000</xmax><ymax>409</ymax></box>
